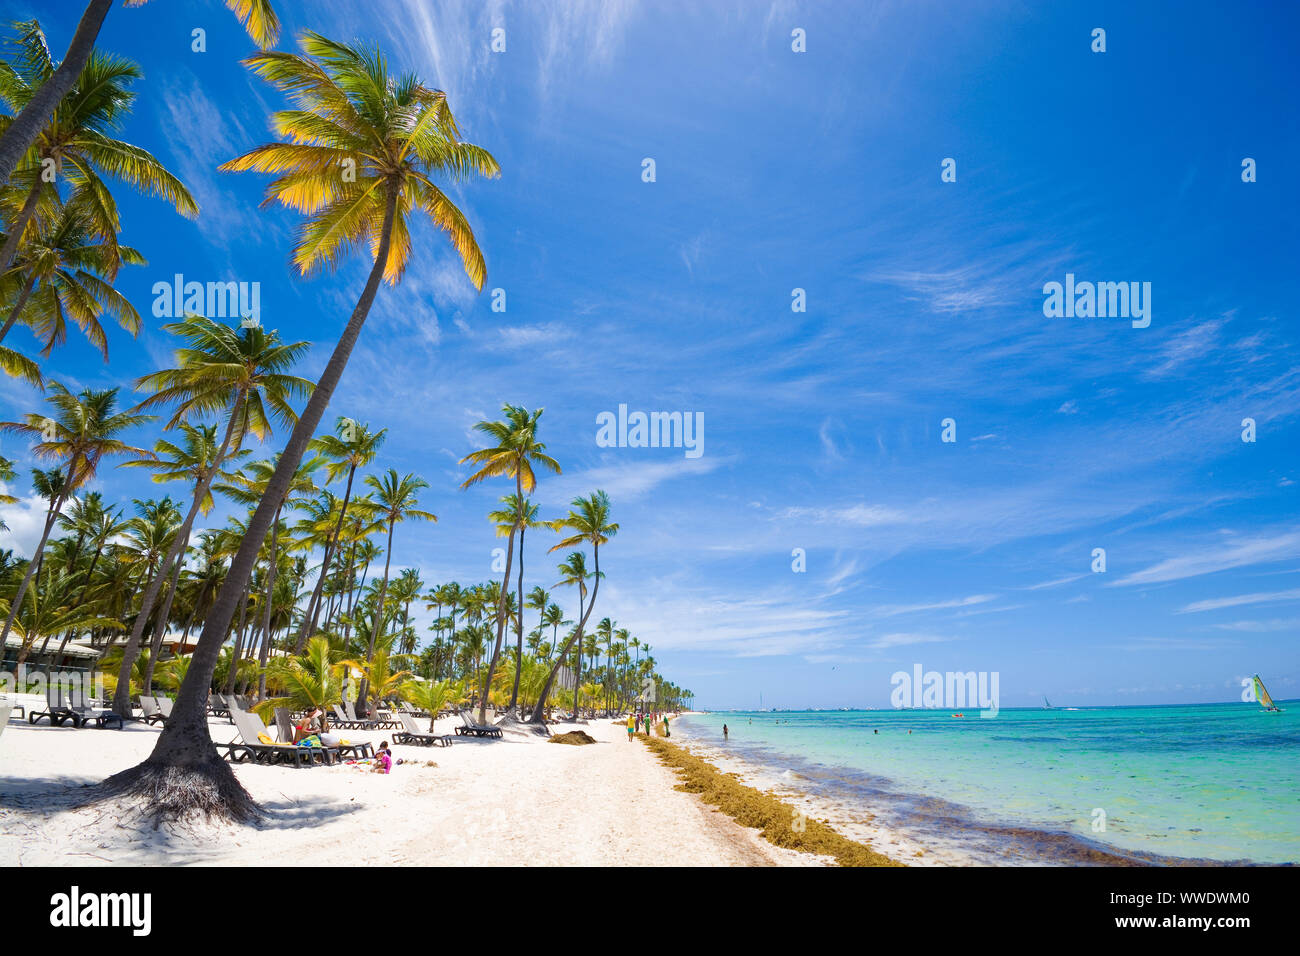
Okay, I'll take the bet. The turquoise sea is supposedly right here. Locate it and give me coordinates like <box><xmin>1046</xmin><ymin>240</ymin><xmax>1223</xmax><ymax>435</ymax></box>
<box><xmin>676</xmin><ymin>703</ymin><xmax>1299</xmax><ymax>865</ymax></box>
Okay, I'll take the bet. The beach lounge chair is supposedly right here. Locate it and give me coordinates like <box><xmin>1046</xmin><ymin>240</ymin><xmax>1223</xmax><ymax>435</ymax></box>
<box><xmin>218</xmin><ymin>709</ymin><xmax>319</xmax><ymax>768</ymax></box>
<box><xmin>67</xmin><ymin>686</ymin><xmax>124</xmax><ymax>730</ymax></box>
<box><xmin>0</xmin><ymin>698</ymin><xmax>11</xmax><ymax>740</ymax></box>
<box><xmin>138</xmin><ymin>695</ymin><xmax>166</xmax><ymax>725</ymax></box>
<box><xmin>394</xmin><ymin>712</ymin><xmax>452</xmax><ymax>747</ymax></box>
<box><xmin>28</xmin><ymin>686</ymin><xmax>122</xmax><ymax>729</ymax></box>
<box><xmin>455</xmin><ymin>708</ymin><xmax>503</xmax><ymax>739</ymax></box>
<box><xmin>266</xmin><ymin>707</ymin><xmax>373</xmax><ymax>763</ymax></box>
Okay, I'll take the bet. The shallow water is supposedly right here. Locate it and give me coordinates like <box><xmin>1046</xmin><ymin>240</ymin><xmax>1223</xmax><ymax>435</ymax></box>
<box><xmin>677</xmin><ymin>703</ymin><xmax>1300</xmax><ymax>865</ymax></box>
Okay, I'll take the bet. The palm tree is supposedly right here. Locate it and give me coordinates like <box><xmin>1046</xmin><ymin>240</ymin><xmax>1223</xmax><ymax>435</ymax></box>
<box><xmin>0</xmin><ymin>193</ymin><xmax>144</xmax><ymax>358</ymax></box>
<box><xmin>107</xmin><ymin>32</ymin><xmax>499</xmax><ymax>821</ymax></box>
<box><xmin>361</xmin><ymin>470</ymin><xmax>434</xmax><ymax>670</ymax></box>
<box><xmin>461</xmin><ymin>405</ymin><xmax>559</xmax><ymax>722</ymax></box>
<box><xmin>0</xmin><ymin>28</ymin><xmax>196</xmax><ymax>277</ymax></box>
<box><xmin>388</xmin><ymin>568</ymin><xmax>423</xmax><ymax>654</ymax></box>
<box><xmin>0</xmin><ymin>3</ymin><xmax>279</xmax><ymax>188</ymax></box>
<box><xmin>553</xmin><ymin>551</ymin><xmax>592</xmax><ymax>718</ymax></box>
<box><xmin>529</xmin><ymin>492</ymin><xmax>617</xmax><ymax>725</ymax></box>
<box><xmin>295</xmin><ymin>417</ymin><xmax>386</xmax><ymax>650</ymax></box>
<box><xmin>0</xmin><ymin>567</ymin><xmax>121</xmax><ymax>670</ymax></box>
<box><xmin>403</xmin><ymin>677</ymin><xmax>455</xmax><ymax>732</ymax></box>
<box><xmin>0</xmin><ymin>384</ymin><xmax>149</xmax><ymax>646</ymax></box>
<box><xmin>488</xmin><ymin>493</ymin><xmax>542</xmax><ymax>714</ymax></box>
<box><xmin>108</xmin><ymin>316</ymin><xmax>310</xmax><ymax>717</ymax></box>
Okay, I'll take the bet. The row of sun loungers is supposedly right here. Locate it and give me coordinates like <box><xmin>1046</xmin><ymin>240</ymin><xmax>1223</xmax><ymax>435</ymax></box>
<box><xmin>217</xmin><ymin>707</ymin><xmax>376</xmax><ymax>768</ymax></box>
<box><xmin>454</xmin><ymin>708</ymin><xmax>504</xmax><ymax>738</ymax></box>
<box><xmin>393</xmin><ymin>712</ymin><xmax>453</xmax><ymax>747</ymax></box>
<box><xmin>26</xmin><ymin>687</ymin><xmax>124</xmax><ymax>729</ymax></box>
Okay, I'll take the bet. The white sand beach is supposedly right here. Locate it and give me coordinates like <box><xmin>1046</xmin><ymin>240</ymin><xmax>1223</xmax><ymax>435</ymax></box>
<box><xmin>0</xmin><ymin>714</ymin><xmax>823</xmax><ymax>867</ymax></box>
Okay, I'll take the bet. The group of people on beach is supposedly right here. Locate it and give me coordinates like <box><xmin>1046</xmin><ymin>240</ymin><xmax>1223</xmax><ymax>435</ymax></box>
<box><xmin>626</xmin><ymin>710</ymin><xmax>670</xmax><ymax>740</ymax></box>
<box><xmin>292</xmin><ymin>708</ymin><xmax>394</xmax><ymax>773</ymax></box>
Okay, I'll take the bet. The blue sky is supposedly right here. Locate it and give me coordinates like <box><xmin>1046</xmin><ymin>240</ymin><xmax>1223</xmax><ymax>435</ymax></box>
<box><xmin>1</xmin><ymin>0</ymin><xmax>1297</xmax><ymax>709</ymax></box>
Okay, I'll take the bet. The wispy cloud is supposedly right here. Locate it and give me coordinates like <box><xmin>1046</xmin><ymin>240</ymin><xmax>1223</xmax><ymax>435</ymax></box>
<box><xmin>1178</xmin><ymin>587</ymin><xmax>1300</xmax><ymax>613</ymax></box>
<box><xmin>1117</xmin><ymin>531</ymin><xmax>1300</xmax><ymax>587</ymax></box>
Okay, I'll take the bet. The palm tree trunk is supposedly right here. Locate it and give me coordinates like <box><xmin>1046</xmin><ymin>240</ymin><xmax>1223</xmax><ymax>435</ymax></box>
<box><xmin>0</xmin><ymin>0</ymin><xmax>113</xmax><ymax>191</ymax></box>
<box><xmin>111</xmin><ymin>397</ymin><xmax>243</xmax><ymax>717</ymax></box>
<box><xmin>106</xmin><ymin>186</ymin><xmax>399</xmax><ymax>819</ymax></box>
<box><xmin>530</xmin><ymin>547</ymin><xmax>600</xmax><ymax>725</ymax></box>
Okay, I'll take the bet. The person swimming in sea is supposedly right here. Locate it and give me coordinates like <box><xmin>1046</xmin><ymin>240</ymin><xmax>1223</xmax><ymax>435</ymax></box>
<box><xmin>722</xmin><ymin>723</ymin><xmax>729</xmax><ymax>740</ymax></box>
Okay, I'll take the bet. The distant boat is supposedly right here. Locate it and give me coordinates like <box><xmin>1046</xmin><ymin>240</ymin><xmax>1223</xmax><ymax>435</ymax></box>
<box><xmin>1253</xmin><ymin>675</ymin><xmax>1282</xmax><ymax>713</ymax></box>
<box><xmin>1043</xmin><ymin>695</ymin><xmax>1053</xmax><ymax>710</ymax></box>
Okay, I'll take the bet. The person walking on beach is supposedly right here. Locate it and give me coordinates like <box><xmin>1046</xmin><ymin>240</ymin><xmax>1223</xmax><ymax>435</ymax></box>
<box><xmin>627</xmin><ymin>713</ymin><xmax>636</xmax><ymax>741</ymax></box>
<box><xmin>662</xmin><ymin>714</ymin><xmax>671</xmax><ymax>737</ymax></box>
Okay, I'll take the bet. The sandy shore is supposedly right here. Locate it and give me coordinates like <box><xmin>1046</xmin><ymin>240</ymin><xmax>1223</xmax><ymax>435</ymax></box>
<box><xmin>0</xmin><ymin>712</ymin><xmax>823</xmax><ymax>866</ymax></box>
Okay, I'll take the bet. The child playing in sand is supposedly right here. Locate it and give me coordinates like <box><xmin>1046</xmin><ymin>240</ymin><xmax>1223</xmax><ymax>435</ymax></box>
<box><xmin>373</xmin><ymin>741</ymin><xmax>393</xmax><ymax>774</ymax></box>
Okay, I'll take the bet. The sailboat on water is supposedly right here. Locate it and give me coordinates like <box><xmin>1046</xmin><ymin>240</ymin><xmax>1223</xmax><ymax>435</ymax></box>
<box><xmin>1253</xmin><ymin>675</ymin><xmax>1282</xmax><ymax>713</ymax></box>
<box><xmin>1042</xmin><ymin>695</ymin><xmax>1052</xmax><ymax>710</ymax></box>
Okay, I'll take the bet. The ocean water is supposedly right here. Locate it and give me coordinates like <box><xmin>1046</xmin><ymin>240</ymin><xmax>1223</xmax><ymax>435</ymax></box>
<box><xmin>675</xmin><ymin>703</ymin><xmax>1300</xmax><ymax>865</ymax></box>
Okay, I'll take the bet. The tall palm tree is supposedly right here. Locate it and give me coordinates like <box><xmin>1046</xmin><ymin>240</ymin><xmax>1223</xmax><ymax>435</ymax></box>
<box><xmin>107</xmin><ymin>316</ymin><xmax>310</xmax><ymax>717</ymax></box>
<box><xmin>461</xmin><ymin>405</ymin><xmax>559</xmax><ymax>722</ymax></box>
<box><xmin>488</xmin><ymin>493</ymin><xmax>542</xmax><ymax>714</ymax></box>
<box><xmin>0</xmin><ymin>384</ymin><xmax>148</xmax><ymax>645</ymax></box>
<box><xmin>295</xmin><ymin>417</ymin><xmax>386</xmax><ymax>650</ymax></box>
<box><xmin>0</xmin><ymin>3</ymin><xmax>279</xmax><ymax>188</ymax></box>
<box><xmin>0</xmin><ymin>28</ymin><xmax>196</xmax><ymax>276</ymax></box>
<box><xmin>107</xmin><ymin>32</ymin><xmax>499</xmax><ymax>821</ymax></box>
<box><xmin>389</xmin><ymin>568</ymin><xmax>423</xmax><ymax>654</ymax></box>
<box><xmin>529</xmin><ymin>492</ymin><xmax>618</xmax><ymax>725</ymax></box>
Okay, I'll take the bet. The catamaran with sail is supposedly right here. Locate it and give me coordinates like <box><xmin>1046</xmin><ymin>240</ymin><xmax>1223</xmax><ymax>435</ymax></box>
<box><xmin>1253</xmin><ymin>674</ymin><xmax>1282</xmax><ymax>712</ymax></box>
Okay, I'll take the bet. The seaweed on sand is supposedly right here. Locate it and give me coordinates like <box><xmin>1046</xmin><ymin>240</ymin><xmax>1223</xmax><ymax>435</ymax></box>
<box><xmin>641</xmin><ymin>736</ymin><xmax>902</xmax><ymax>867</ymax></box>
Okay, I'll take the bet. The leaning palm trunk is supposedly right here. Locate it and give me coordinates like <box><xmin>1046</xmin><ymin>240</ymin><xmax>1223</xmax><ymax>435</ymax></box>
<box><xmin>529</xmin><ymin>546</ymin><xmax>601</xmax><ymax>725</ymax></box>
<box><xmin>111</xmin><ymin>400</ymin><xmax>242</xmax><ymax>717</ymax></box>
<box><xmin>102</xmin><ymin>188</ymin><xmax>398</xmax><ymax>821</ymax></box>
<box><xmin>0</xmin><ymin>0</ymin><xmax>113</xmax><ymax>247</ymax></box>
